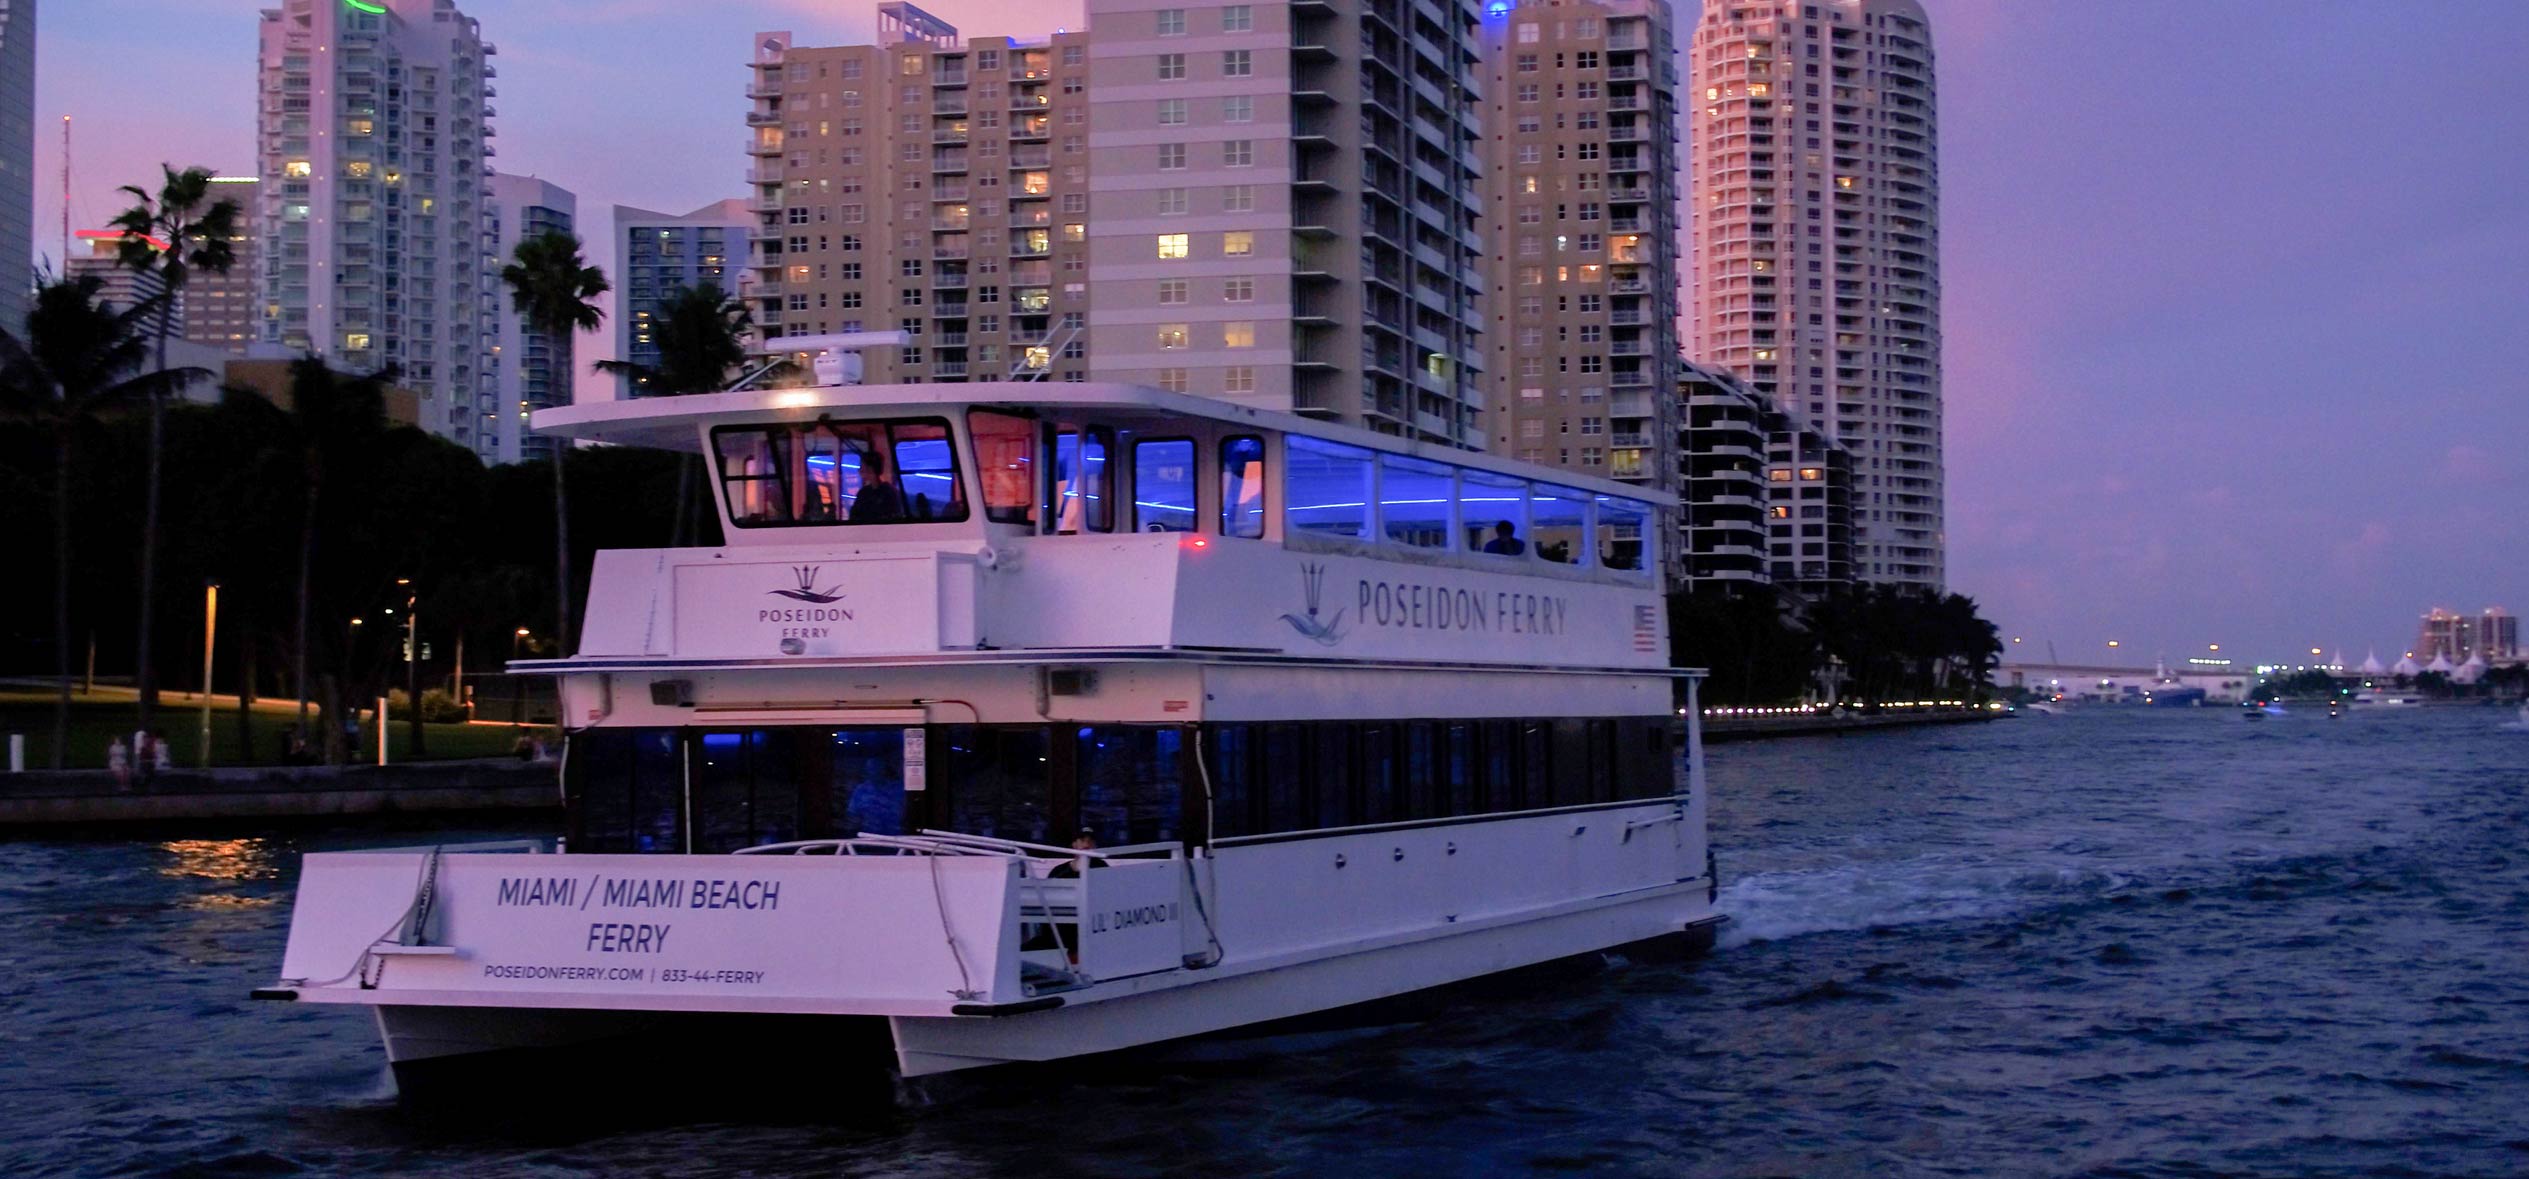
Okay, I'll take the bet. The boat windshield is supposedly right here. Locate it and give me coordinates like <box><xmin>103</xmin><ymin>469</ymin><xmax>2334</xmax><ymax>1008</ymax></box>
<box><xmin>714</xmin><ymin>418</ymin><xmax>968</xmax><ymax>528</ymax></box>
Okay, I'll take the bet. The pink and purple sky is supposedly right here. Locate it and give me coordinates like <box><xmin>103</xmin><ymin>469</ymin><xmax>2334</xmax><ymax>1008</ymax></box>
<box><xmin>33</xmin><ymin>0</ymin><xmax>2529</xmax><ymax>667</ymax></box>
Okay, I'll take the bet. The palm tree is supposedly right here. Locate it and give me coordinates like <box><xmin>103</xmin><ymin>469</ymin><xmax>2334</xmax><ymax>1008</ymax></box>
<box><xmin>0</xmin><ymin>275</ymin><xmax>201</xmax><ymax>767</ymax></box>
<box><xmin>594</xmin><ymin>281</ymin><xmax>752</xmax><ymax>542</ymax></box>
<box><xmin>594</xmin><ymin>281</ymin><xmax>752</xmax><ymax>398</ymax></box>
<box><xmin>276</xmin><ymin>358</ymin><xmax>388</xmax><ymax>757</ymax></box>
<box><xmin>499</xmin><ymin>230</ymin><xmax>608</xmax><ymax>653</ymax></box>
<box><xmin>110</xmin><ymin>165</ymin><xmax>242</xmax><ymax>733</ymax></box>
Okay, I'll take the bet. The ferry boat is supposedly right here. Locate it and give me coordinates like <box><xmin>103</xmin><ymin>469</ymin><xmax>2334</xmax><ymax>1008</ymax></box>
<box><xmin>257</xmin><ymin>360</ymin><xmax>1719</xmax><ymax>1086</ymax></box>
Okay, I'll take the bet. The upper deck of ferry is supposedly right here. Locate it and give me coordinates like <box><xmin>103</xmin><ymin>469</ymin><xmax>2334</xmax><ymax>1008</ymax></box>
<box><xmin>528</xmin><ymin>380</ymin><xmax>1673</xmax><ymax>675</ymax></box>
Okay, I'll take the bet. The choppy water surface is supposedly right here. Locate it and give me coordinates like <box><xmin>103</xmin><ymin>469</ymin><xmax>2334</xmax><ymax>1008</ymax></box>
<box><xmin>6</xmin><ymin>707</ymin><xmax>2528</xmax><ymax>1177</ymax></box>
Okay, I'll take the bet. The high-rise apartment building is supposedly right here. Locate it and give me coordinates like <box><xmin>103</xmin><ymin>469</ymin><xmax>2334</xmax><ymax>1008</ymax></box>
<box><xmin>1686</xmin><ymin>0</ymin><xmax>1940</xmax><ymax>587</ymax></box>
<box><xmin>745</xmin><ymin>6</ymin><xmax>1095</xmax><ymax>385</ymax></box>
<box><xmin>1677</xmin><ymin>359</ymin><xmax>1849</xmax><ymax>593</ymax></box>
<box><xmin>0</xmin><ymin>0</ymin><xmax>29</xmax><ymax>337</ymax></box>
<box><xmin>257</xmin><ymin>0</ymin><xmax>497</xmax><ymax>448</ymax></box>
<box><xmin>1478</xmin><ymin>0</ymin><xmax>1679</xmax><ymax>492</ymax></box>
<box><xmin>484</xmin><ymin>173</ymin><xmax>573</xmax><ymax>464</ymax></box>
<box><xmin>1084</xmin><ymin>0</ymin><xmax>1487</xmax><ymax>442</ymax></box>
<box><xmin>615</xmin><ymin>199</ymin><xmax>753</xmax><ymax>399</ymax></box>
<box><xmin>2415</xmin><ymin>607</ymin><xmax>2471</xmax><ymax>663</ymax></box>
<box><xmin>67</xmin><ymin>231</ymin><xmax>176</xmax><ymax>324</ymax></box>
<box><xmin>184</xmin><ymin>176</ymin><xmax>263</xmax><ymax>355</ymax></box>
<box><xmin>2479</xmin><ymin>608</ymin><xmax>2519</xmax><ymax>662</ymax></box>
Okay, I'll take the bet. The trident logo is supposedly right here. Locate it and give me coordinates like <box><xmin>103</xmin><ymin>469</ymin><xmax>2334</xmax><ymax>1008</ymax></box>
<box><xmin>767</xmin><ymin>565</ymin><xmax>847</xmax><ymax>604</ymax></box>
<box><xmin>1277</xmin><ymin>561</ymin><xmax>1350</xmax><ymax>646</ymax></box>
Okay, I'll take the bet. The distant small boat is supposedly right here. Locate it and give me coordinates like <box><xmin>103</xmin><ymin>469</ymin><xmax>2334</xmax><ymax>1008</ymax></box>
<box><xmin>2353</xmin><ymin>693</ymin><xmax>2420</xmax><ymax>707</ymax></box>
<box><xmin>2024</xmin><ymin>701</ymin><xmax>2062</xmax><ymax>717</ymax></box>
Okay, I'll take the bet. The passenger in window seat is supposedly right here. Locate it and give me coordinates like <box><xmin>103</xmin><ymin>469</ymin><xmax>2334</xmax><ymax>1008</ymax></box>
<box><xmin>1482</xmin><ymin>520</ymin><xmax>1527</xmax><ymax>555</ymax></box>
<box><xmin>852</xmin><ymin>452</ymin><xmax>905</xmax><ymax>522</ymax></box>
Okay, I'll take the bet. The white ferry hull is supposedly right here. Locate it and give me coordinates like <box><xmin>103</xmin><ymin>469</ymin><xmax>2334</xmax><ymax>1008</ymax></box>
<box><xmin>891</xmin><ymin>883</ymin><xmax>1714</xmax><ymax>1075</ymax></box>
<box><xmin>361</xmin><ymin>886</ymin><xmax>1714</xmax><ymax>1081</ymax></box>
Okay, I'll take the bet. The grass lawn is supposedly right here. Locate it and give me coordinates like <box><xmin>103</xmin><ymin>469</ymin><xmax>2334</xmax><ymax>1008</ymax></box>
<box><xmin>0</xmin><ymin>685</ymin><xmax>555</xmax><ymax>770</ymax></box>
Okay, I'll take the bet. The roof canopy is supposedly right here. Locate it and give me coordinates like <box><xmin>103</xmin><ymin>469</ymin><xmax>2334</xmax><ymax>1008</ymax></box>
<box><xmin>533</xmin><ymin>380</ymin><xmax>1676</xmax><ymax>506</ymax></box>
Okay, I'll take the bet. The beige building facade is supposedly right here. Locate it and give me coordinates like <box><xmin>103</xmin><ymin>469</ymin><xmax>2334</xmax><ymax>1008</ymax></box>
<box><xmin>1686</xmin><ymin>0</ymin><xmax>1940</xmax><ymax>587</ymax></box>
<box><xmin>746</xmin><ymin>5</ymin><xmax>1095</xmax><ymax>385</ymax></box>
<box><xmin>1477</xmin><ymin>0</ymin><xmax>1679</xmax><ymax>496</ymax></box>
<box><xmin>1083</xmin><ymin>0</ymin><xmax>1487</xmax><ymax>442</ymax></box>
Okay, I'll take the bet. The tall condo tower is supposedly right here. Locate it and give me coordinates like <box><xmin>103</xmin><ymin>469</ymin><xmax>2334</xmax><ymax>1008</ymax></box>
<box><xmin>744</xmin><ymin>7</ymin><xmax>1095</xmax><ymax>385</ymax></box>
<box><xmin>1477</xmin><ymin>0</ymin><xmax>1680</xmax><ymax>499</ymax></box>
<box><xmin>485</xmin><ymin>172</ymin><xmax>573</xmax><ymax>465</ymax></box>
<box><xmin>1686</xmin><ymin>0</ymin><xmax>1940</xmax><ymax>587</ymax></box>
<box><xmin>1084</xmin><ymin>0</ymin><xmax>1487</xmax><ymax>443</ymax></box>
<box><xmin>0</xmin><ymin>0</ymin><xmax>33</xmax><ymax>336</ymax></box>
<box><xmin>614</xmin><ymin>198</ymin><xmax>752</xmax><ymax>399</ymax></box>
<box><xmin>257</xmin><ymin>0</ymin><xmax>497</xmax><ymax>449</ymax></box>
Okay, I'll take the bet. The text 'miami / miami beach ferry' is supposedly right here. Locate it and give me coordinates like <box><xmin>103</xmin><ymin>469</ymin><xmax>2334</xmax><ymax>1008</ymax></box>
<box><xmin>258</xmin><ymin>351</ymin><xmax>1719</xmax><ymax>1086</ymax></box>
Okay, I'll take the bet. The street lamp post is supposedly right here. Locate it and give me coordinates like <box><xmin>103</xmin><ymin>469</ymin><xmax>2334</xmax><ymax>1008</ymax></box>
<box><xmin>198</xmin><ymin>582</ymin><xmax>218</xmax><ymax>768</ymax></box>
<box><xmin>399</xmin><ymin>579</ymin><xmax>424</xmax><ymax>759</ymax></box>
<box><xmin>511</xmin><ymin>628</ymin><xmax>531</xmax><ymax>727</ymax></box>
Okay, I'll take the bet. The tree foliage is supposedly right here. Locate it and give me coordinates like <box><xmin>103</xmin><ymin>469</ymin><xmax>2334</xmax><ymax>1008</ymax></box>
<box><xmin>1669</xmin><ymin>581</ymin><xmax>2003</xmax><ymax>707</ymax></box>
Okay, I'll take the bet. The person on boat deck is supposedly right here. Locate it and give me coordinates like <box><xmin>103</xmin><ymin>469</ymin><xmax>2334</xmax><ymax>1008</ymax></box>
<box><xmin>851</xmin><ymin>451</ymin><xmax>906</xmax><ymax>522</ymax></box>
<box><xmin>1049</xmin><ymin>829</ymin><xmax>1098</xmax><ymax>878</ymax></box>
<box><xmin>1482</xmin><ymin>520</ymin><xmax>1526</xmax><ymax>556</ymax></box>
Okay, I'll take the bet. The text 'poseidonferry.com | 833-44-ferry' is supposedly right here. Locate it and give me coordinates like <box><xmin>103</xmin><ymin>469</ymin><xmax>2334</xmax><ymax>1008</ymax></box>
<box><xmin>257</xmin><ymin>343</ymin><xmax>1722</xmax><ymax>1090</ymax></box>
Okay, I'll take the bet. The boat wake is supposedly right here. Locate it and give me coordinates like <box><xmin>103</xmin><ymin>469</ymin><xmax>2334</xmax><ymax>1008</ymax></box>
<box><xmin>1714</xmin><ymin>857</ymin><xmax>2129</xmax><ymax>949</ymax></box>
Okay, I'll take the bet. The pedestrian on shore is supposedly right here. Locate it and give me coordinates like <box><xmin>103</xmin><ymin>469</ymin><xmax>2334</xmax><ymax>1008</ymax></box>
<box><xmin>131</xmin><ymin>728</ymin><xmax>154</xmax><ymax>786</ymax></box>
<box><xmin>107</xmin><ymin>736</ymin><xmax>131</xmax><ymax>789</ymax></box>
<box><xmin>149</xmin><ymin>731</ymin><xmax>173</xmax><ymax>776</ymax></box>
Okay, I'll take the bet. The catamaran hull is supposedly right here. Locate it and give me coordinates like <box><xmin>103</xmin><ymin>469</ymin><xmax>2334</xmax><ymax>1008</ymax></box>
<box><xmin>362</xmin><ymin>885</ymin><xmax>1714</xmax><ymax>1086</ymax></box>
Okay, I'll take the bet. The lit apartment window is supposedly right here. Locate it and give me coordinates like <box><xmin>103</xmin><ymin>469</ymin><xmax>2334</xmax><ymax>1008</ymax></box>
<box><xmin>1222</xmin><ymin>231</ymin><xmax>1254</xmax><ymax>257</ymax></box>
<box><xmin>1157</xmin><ymin>53</ymin><xmax>1186</xmax><ymax>80</ymax></box>
<box><xmin>1517</xmin><ymin>22</ymin><xmax>1539</xmax><ymax>43</ymax></box>
<box><xmin>1157</xmin><ymin>233</ymin><xmax>1189</xmax><ymax>259</ymax></box>
<box><xmin>1223</xmin><ymin>50</ymin><xmax>1252</xmax><ymax>77</ymax></box>
<box><xmin>1222</xmin><ymin>5</ymin><xmax>1253</xmax><ymax>32</ymax></box>
<box><xmin>1223</xmin><ymin>321</ymin><xmax>1255</xmax><ymax>348</ymax></box>
<box><xmin>1158</xmin><ymin>325</ymin><xmax>1190</xmax><ymax>350</ymax></box>
<box><xmin>1157</xmin><ymin>8</ymin><xmax>1186</xmax><ymax>35</ymax></box>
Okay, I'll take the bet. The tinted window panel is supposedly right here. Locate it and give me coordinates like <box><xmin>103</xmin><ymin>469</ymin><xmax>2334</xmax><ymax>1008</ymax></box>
<box><xmin>1531</xmin><ymin>484</ymin><xmax>1588</xmax><ymax>565</ymax></box>
<box><xmin>1464</xmin><ymin>469</ymin><xmax>1530</xmax><ymax>556</ymax></box>
<box><xmin>1220</xmin><ymin>435</ymin><xmax>1267</xmax><ymax>538</ymax></box>
<box><xmin>1285</xmin><ymin>435</ymin><xmax>1374</xmax><ymax>538</ymax></box>
<box><xmin>1053</xmin><ymin>427</ymin><xmax>1112</xmax><ymax>533</ymax></box>
<box><xmin>1133</xmin><ymin>439</ymin><xmax>1198</xmax><ymax>532</ymax></box>
<box><xmin>1379</xmin><ymin>454</ymin><xmax>1455</xmax><ymax>549</ymax></box>
<box><xmin>1078</xmin><ymin>726</ymin><xmax>1185</xmax><ymax>844</ymax></box>
<box><xmin>969</xmin><ymin>410</ymin><xmax>1038</xmax><ymax>526</ymax></box>
<box><xmin>828</xmin><ymin>727</ymin><xmax>907</xmax><ymax>837</ymax></box>
<box><xmin>940</xmin><ymin>725</ymin><xmax>1051</xmax><ymax>843</ymax></box>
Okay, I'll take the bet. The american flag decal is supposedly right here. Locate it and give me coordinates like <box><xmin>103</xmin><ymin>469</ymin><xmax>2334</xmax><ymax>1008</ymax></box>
<box><xmin>1632</xmin><ymin>604</ymin><xmax>1659</xmax><ymax>653</ymax></box>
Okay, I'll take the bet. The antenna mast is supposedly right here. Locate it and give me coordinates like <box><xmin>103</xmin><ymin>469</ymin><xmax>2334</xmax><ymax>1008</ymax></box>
<box><xmin>59</xmin><ymin>116</ymin><xmax>70</xmax><ymax>267</ymax></box>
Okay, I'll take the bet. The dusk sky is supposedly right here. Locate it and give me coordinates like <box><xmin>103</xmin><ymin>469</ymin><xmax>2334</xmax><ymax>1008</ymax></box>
<box><xmin>33</xmin><ymin>0</ymin><xmax>2529</xmax><ymax>668</ymax></box>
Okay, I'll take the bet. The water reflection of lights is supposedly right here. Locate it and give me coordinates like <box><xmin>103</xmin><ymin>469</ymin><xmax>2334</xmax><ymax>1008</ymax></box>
<box><xmin>156</xmin><ymin>839</ymin><xmax>280</xmax><ymax>882</ymax></box>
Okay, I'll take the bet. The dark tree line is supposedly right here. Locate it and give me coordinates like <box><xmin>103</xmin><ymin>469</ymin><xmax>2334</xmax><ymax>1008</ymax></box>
<box><xmin>0</xmin><ymin>353</ymin><xmax>701</xmax><ymax>763</ymax></box>
<box><xmin>1669</xmin><ymin>582</ymin><xmax>2003</xmax><ymax>708</ymax></box>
